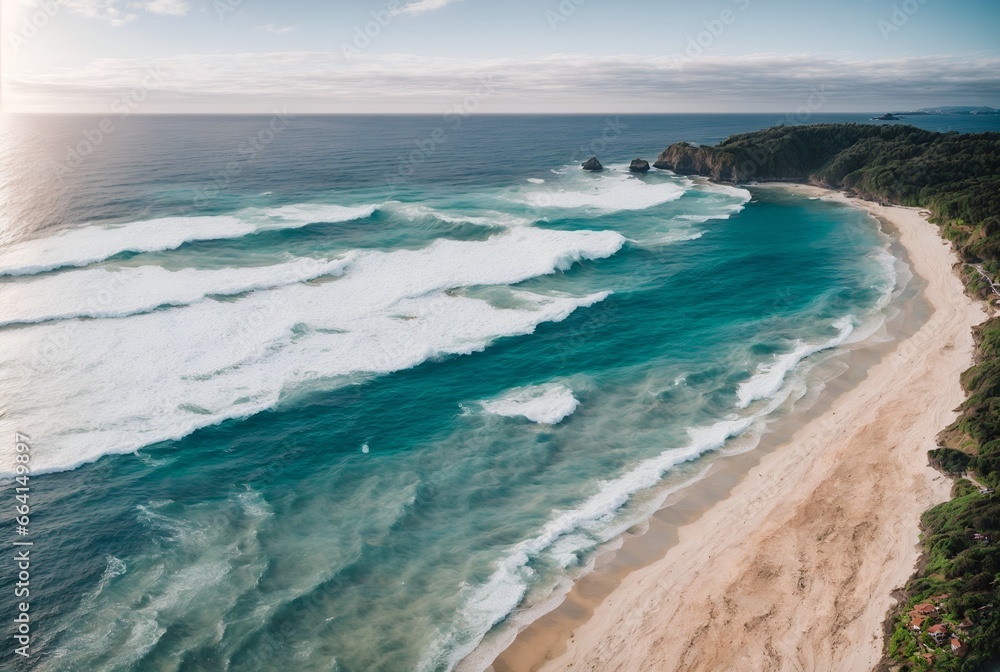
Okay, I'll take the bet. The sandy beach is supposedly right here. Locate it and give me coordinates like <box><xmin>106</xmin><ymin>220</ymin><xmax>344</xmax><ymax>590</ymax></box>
<box><xmin>502</xmin><ymin>184</ymin><xmax>987</xmax><ymax>672</ymax></box>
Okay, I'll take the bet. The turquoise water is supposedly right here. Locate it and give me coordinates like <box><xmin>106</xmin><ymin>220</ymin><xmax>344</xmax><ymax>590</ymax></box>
<box><xmin>0</xmin><ymin>113</ymin><xmax>981</xmax><ymax>671</ymax></box>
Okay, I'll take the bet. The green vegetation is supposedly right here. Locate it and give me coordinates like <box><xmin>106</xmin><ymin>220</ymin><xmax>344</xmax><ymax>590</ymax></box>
<box><xmin>658</xmin><ymin>124</ymin><xmax>1000</xmax><ymax>670</ymax></box>
<box><xmin>929</xmin><ymin>448</ymin><xmax>972</xmax><ymax>476</ymax></box>
<box><xmin>883</xmin><ymin>478</ymin><xmax>1000</xmax><ymax>671</ymax></box>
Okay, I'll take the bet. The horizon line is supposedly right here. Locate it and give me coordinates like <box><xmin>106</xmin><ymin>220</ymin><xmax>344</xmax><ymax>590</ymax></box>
<box><xmin>1</xmin><ymin>110</ymin><xmax>990</xmax><ymax>117</ymax></box>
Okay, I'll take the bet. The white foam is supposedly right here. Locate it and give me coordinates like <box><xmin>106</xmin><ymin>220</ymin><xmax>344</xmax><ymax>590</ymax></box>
<box><xmin>0</xmin><ymin>257</ymin><xmax>349</xmax><ymax>326</ymax></box>
<box><xmin>521</xmin><ymin>173</ymin><xmax>687</xmax><ymax>212</ymax></box>
<box><xmin>387</xmin><ymin>203</ymin><xmax>529</xmax><ymax>228</ymax></box>
<box><xmin>690</xmin><ymin>182</ymin><xmax>752</xmax><ymax>220</ymax></box>
<box><xmin>263</xmin><ymin>203</ymin><xmax>377</xmax><ymax>226</ymax></box>
<box><xmin>623</xmin><ymin>179</ymin><xmax>748</xmax><ymax>248</ymax></box>
<box><xmin>0</xmin><ymin>216</ymin><xmax>253</xmax><ymax>277</ymax></box>
<box><xmin>676</xmin><ymin>203</ymin><xmax>746</xmax><ymax>224</ymax></box>
<box><xmin>0</xmin><ymin>204</ymin><xmax>377</xmax><ymax>277</ymax></box>
<box><xmin>526</xmin><ymin>178</ymin><xmax>546</xmax><ymax>184</ymax></box>
<box><xmin>480</xmin><ymin>384</ymin><xmax>579</xmax><ymax>425</ymax></box>
<box><xmin>736</xmin><ymin>317</ymin><xmax>855</xmax><ymax>409</ymax></box>
<box><xmin>842</xmin><ymin>248</ymin><xmax>904</xmax><ymax>347</ymax></box>
<box><xmin>518</xmin><ymin>414</ymin><xmax>754</xmax><ymax>561</ymax></box>
<box><xmin>870</xmin><ymin>248</ymin><xmax>902</xmax><ymax>312</ymax></box>
<box><xmin>700</xmin><ymin>182</ymin><xmax>753</xmax><ymax>202</ymax></box>
<box><xmin>81</xmin><ymin>556</ymin><xmax>128</xmax><ymax>608</ymax></box>
<box><xmin>236</xmin><ymin>487</ymin><xmax>274</xmax><ymax>519</ymax></box>
<box><xmin>634</xmin><ymin>229</ymin><xmax>705</xmax><ymax>246</ymax></box>
<box><xmin>0</xmin><ymin>227</ymin><xmax>624</xmax><ymax>475</ymax></box>
<box><xmin>677</xmin><ymin>213</ymin><xmax>725</xmax><ymax>223</ymax></box>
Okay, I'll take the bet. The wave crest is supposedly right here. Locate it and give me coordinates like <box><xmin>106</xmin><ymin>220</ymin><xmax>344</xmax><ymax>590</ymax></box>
<box><xmin>0</xmin><ymin>204</ymin><xmax>377</xmax><ymax>277</ymax></box>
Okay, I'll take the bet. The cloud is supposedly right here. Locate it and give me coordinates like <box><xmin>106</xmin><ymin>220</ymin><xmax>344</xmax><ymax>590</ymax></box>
<box><xmin>60</xmin><ymin>0</ymin><xmax>137</xmax><ymax>26</ymax></box>
<box><xmin>59</xmin><ymin>0</ymin><xmax>187</xmax><ymax>25</ymax></box>
<box><xmin>393</xmin><ymin>0</ymin><xmax>463</xmax><ymax>17</ymax></box>
<box><xmin>4</xmin><ymin>52</ymin><xmax>999</xmax><ymax>113</ymax></box>
<box><xmin>144</xmin><ymin>0</ymin><xmax>189</xmax><ymax>17</ymax></box>
<box><xmin>256</xmin><ymin>24</ymin><xmax>297</xmax><ymax>34</ymax></box>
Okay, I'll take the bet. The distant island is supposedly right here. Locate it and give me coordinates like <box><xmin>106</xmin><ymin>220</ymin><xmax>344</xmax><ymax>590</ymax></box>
<box><xmin>656</xmin><ymin>122</ymin><xmax>1000</xmax><ymax>671</ymax></box>
<box><xmin>891</xmin><ymin>106</ymin><xmax>1000</xmax><ymax>116</ymax></box>
<box><xmin>872</xmin><ymin>113</ymin><xmax>903</xmax><ymax>121</ymax></box>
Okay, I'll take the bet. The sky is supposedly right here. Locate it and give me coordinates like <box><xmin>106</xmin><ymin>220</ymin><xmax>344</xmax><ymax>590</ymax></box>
<box><xmin>1</xmin><ymin>0</ymin><xmax>999</xmax><ymax>113</ymax></box>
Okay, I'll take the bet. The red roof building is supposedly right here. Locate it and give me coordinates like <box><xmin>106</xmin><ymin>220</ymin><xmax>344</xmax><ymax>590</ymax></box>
<box><xmin>928</xmin><ymin>623</ymin><xmax>949</xmax><ymax>643</ymax></box>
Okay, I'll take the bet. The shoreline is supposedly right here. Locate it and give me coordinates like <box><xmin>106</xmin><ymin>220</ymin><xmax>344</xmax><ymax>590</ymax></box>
<box><xmin>488</xmin><ymin>184</ymin><xmax>987</xmax><ymax>671</ymax></box>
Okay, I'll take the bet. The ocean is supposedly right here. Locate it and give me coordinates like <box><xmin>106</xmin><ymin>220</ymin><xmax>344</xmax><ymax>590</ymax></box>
<box><xmin>1</xmin><ymin>113</ymin><xmax>998</xmax><ymax>671</ymax></box>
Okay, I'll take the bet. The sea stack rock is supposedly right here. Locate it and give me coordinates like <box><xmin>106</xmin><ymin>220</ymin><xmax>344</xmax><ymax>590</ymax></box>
<box><xmin>629</xmin><ymin>158</ymin><xmax>651</xmax><ymax>173</ymax></box>
<box><xmin>581</xmin><ymin>156</ymin><xmax>603</xmax><ymax>172</ymax></box>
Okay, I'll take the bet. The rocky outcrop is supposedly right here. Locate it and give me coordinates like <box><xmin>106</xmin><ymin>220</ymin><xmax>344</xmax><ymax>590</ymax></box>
<box><xmin>653</xmin><ymin>142</ymin><xmax>746</xmax><ymax>182</ymax></box>
<box><xmin>581</xmin><ymin>156</ymin><xmax>603</xmax><ymax>172</ymax></box>
<box><xmin>629</xmin><ymin>159</ymin><xmax>650</xmax><ymax>173</ymax></box>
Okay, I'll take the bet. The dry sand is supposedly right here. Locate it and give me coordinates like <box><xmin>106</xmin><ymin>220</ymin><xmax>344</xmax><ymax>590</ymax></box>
<box><xmin>522</xmin><ymin>184</ymin><xmax>987</xmax><ymax>672</ymax></box>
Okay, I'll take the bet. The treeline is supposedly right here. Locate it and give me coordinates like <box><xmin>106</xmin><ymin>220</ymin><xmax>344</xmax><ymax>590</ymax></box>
<box><xmin>657</xmin><ymin>123</ymin><xmax>1000</xmax><ymax>671</ymax></box>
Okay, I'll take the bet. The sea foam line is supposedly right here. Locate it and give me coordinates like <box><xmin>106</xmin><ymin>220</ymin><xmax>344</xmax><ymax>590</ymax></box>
<box><xmin>736</xmin><ymin>318</ymin><xmax>855</xmax><ymax>409</ymax></box>
<box><xmin>0</xmin><ymin>257</ymin><xmax>350</xmax><ymax>327</ymax></box>
<box><xmin>0</xmin><ymin>204</ymin><xmax>377</xmax><ymax>277</ymax></box>
<box><xmin>520</xmin><ymin>172</ymin><xmax>688</xmax><ymax>212</ymax></box>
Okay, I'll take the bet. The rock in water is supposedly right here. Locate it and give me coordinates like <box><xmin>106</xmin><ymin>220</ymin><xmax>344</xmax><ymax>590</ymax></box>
<box><xmin>629</xmin><ymin>158</ymin><xmax>650</xmax><ymax>173</ymax></box>
<box><xmin>581</xmin><ymin>156</ymin><xmax>603</xmax><ymax>172</ymax></box>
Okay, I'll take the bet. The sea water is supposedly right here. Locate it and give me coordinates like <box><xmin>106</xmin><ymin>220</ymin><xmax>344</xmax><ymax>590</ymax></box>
<box><xmin>1</xmin><ymin>113</ymin><xmax>995</xmax><ymax>671</ymax></box>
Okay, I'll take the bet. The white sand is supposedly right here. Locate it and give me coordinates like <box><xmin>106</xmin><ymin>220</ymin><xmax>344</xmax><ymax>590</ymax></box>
<box><xmin>535</xmin><ymin>184</ymin><xmax>987</xmax><ymax>671</ymax></box>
